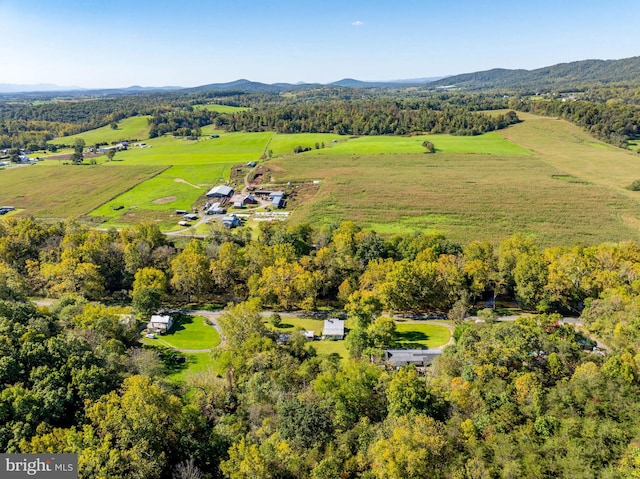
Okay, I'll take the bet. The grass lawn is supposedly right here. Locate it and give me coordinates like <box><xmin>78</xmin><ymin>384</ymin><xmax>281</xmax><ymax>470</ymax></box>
<box><xmin>49</xmin><ymin>116</ymin><xmax>151</xmax><ymax>146</ymax></box>
<box><xmin>394</xmin><ymin>321</ymin><xmax>451</xmax><ymax>349</ymax></box>
<box><xmin>146</xmin><ymin>315</ymin><xmax>221</xmax><ymax>350</ymax></box>
<box><xmin>166</xmin><ymin>352</ymin><xmax>217</xmax><ymax>382</ymax></box>
<box><xmin>309</xmin><ymin>340</ymin><xmax>348</xmax><ymax>356</ymax></box>
<box><xmin>265</xmin><ymin>315</ymin><xmax>451</xmax><ymax>358</ymax></box>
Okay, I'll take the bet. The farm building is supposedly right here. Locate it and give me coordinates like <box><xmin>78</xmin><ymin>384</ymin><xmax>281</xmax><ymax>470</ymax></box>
<box><xmin>242</xmin><ymin>194</ymin><xmax>258</xmax><ymax>205</ymax></box>
<box><xmin>323</xmin><ymin>318</ymin><xmax>345</xmax><ymax>340</ymax></box>
<box><xmin>271</xmin><ymin>194</ymin><xmax>285</xmax><ymax>209</ymax></box>
<box><xmin>183</xmin><ymin>213</ymin><xmax>198</xmax><ymax>221</ymax></box>
<box><xmin>206</xmin><ymin>202</ymin><xmax>226</xmax><ymax>215</ymax></box>
<box><xmin>383</xmin><ymin>349</ymin><xmax>442</xmax><ymax>367</ymax></box>
<box><xmin>206</xmin><ymin>185</ymin><xmax>234</xmax><ymax>198</ymax></box>
<box><xmin>147</xmin><ymin>315</ymin><xmax>174</xmax><ymax>334</ymax></box>
<box><xmin>222</xmin><ymin>214</ymin><xmax>241</xmax><ymax>228</ymax></box>
<box><xmin>246</xmin><ymin>161</ymin><xmax>257</xmax><ymax>167</ymax></box>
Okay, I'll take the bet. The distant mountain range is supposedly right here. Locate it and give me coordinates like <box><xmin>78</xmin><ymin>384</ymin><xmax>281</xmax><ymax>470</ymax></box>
<box><xmin>427</xmin><ymin>57</ymin><xmax>640</xmax><ymax>90</ymax></box>
<box><xmin>3</xmin><ymin>56</ymin><xmax>640</xmax><ymax>94</ymax></box>
<box><xmin>0</xmin><ymin>83</ymin><xmax>82</xmax><ymax>93</ymax></box>
<box><xmin>0</xmin><ymin>84</ymin><xmax>182</xmax><ymax>94</ymax></box>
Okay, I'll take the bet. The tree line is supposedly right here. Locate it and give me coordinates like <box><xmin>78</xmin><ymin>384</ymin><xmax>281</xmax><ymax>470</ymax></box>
<box><xmin>3</xmin><ymin>218</ymin><xmax>640</xmax><ymax>322</ymax></box>
<box><xmin>510</xmin><ymin>97</ymin><xmax>640</xmax><ymax>147</ymax></box>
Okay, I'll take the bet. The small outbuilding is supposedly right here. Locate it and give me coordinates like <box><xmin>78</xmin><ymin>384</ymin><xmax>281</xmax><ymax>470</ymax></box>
<box><xmin>206</xmin><ymin>185</ymin><xmax>234</xmax><ymax>198</ymax></box>
<box><xmin>206</xmin><ymin>202</ymin><xmax>226</xmax><ymax>215</ymax></box>
<box><xmin>242</xmin><ymin>194</ymin><xmax>258</xmax><ymax>205</ymax></box>
<box><xmin>323</xmin><ymin>318</ymin><xmax>345</xmax><ymax>340</ymax></box>
<box><xmin>147</xmin><ymin>315</ymin><xmax>174</xmax><ymax>334</ymax></box>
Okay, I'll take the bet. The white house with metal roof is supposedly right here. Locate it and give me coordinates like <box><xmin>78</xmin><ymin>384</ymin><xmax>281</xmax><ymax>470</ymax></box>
<box><xmin>147</xmin><ymin>315</ymin><xmax>174</xmax><ymax>334</ymax></box>
<box><xmin>323</xmin><ymin>318</ymin><xmax>345</xmax><ymax>340</ymax></box>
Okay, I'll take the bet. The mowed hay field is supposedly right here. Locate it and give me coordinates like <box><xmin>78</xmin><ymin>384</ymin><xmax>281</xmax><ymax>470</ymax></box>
<box><xmin>0</xmin><ymin>165</ymin><xmax>163</xmax><ymax>218</ymax></box>
<box><xmin>49</xmin><ymin>116</ymin><xmax>152</xmax><ymax>146</ymax></box>
<box><xmin>270</xmin><ymin>113</ymin><xmax>640</xmax><ymax>246</ymax></box>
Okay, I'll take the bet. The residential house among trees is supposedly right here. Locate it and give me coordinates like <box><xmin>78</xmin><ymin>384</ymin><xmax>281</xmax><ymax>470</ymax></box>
<box><xmin>147</xmin><ymin>314</ymin><xmax>174</xmax><ymax>333</ymax></box>
<box><xmin>323</xmin><ymin>318</ymin><xmax>345</xmax><ymax>340</ymax></box>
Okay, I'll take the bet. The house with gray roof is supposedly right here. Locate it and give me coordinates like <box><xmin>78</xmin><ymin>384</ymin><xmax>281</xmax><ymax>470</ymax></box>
<box><xmin>384</xmin><ymin>349</ymin><xmax>442</xmax><ymax>367</ymax></box>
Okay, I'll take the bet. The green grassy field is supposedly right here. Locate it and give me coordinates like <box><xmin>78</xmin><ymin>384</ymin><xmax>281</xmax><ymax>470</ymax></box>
<box><xmin>313</xmin><ymin>132</ymin><xmax>530</xmax><ymax>156</ymax></box>
<box><xmin>145</xmin><ymin>315</ymin><xmax>221</xmax><ymax>350</ymax></box>
<box><xmin>0</xmin><ymin>164</ymin><xmax>163</xmax><ymax>218</ymax></box>
<box><xmin>394</xmin><ymin>321</ymin><xmax>451</xmax><ymax>348</ymax></box>
<box><xmin>193</xmin><ymin>104</ymin><xmax>250</xmax><ymax>113</ymax></box>
<box><xmin>49</xmin><ymin>116</ymin><xmax>151</xmax><ymax>146</ymax></box>
<box><xmin>166</xmin><ymin>352</ymin><xmax>216</xmax><ymax>382</ymax></box>
<box><xmin>107</xmin><ymin>131</ymin><xmax>271</xmax><ymax>166</ymax></box>
<box><xmin>269</xmin><ymin>114</ymin><xmax>640</xmax><ymax>245</ymax></box>
<box><xmin>6</xmin><ymin>112</ymin><xmax>640</xmax><ymax>245</ymax></box>
<box><xmin>266</xmin><ymin>316</ymin><xmax>451</xmax><ymax>358</ymax></box>
<box><xmin>87</xmin><ymin>131</ymin><xmax>272</xmax><ymax>227</ymax></box>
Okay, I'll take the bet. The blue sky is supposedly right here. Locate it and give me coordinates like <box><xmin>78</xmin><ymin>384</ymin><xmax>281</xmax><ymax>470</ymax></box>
<box><xmin>1</xmin><ymin>0</ymin><xmax>639</xmax><ymax>88</ymax></box>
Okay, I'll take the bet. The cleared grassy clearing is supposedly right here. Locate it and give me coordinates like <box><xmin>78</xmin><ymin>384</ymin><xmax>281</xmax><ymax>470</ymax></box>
<box><xmin>271</xmin><ymin>119</ymin><xmax>640</xmax><ymax>245</ymax></box>
<box><xmin>193</xmin><ymin>104</ymin><xmax>250</xmax><ymax>113</ymax></box>
<box><xmin>166</xmin><ymin>352</ymin><xmax>216</xmax><ymax>382</ymax></box>
<box><xmin>0</xmin><ymin>164</ymin><xmax>163</xmax><ymax>218</ymax></box>
<box><xmin>499</xmin><ymin>113</ymin><xmax>640</xmax><ymax>194</ymax></box>
<box><xmin>147</xmin><ymin>315</ymin><xmax>221</xmax><ymax>350</ymax></box>
<box><xmin>49</xmin><ymin>116</ymin><xmax>151</xmax><ymax>146</ymax></box>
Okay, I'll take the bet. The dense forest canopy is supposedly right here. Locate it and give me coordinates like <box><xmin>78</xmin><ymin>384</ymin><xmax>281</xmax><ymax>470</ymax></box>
<box><xmin>1</xmin><ymin>218</ymin><xmax>640</xmax><ymax>477</ymax></box>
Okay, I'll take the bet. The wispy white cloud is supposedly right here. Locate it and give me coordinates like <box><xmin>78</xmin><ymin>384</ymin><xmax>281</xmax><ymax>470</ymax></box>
<box><xmin>351</xmin><ymin>20</ymin><xmax>365</xmax><ymax>27</ymax></box>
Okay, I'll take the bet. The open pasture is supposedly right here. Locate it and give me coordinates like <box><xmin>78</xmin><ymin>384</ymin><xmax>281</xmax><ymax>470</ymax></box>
<box><xmin>305</xmin><ymin>132</ymin><xmax>531</xmax><ymax>156</ymax></box>
<box><xmin>0</xmin><ymin>164</ymin><xmax>162</xmax><ymax>218</ymax></box>
<box><xmin>268</xmin><ymin>131</ymin><xmax>530</xmax><ymax>157</ymax></box>
<box><xmin>193</xmin><ymin>104</ymin><xmax>250</xmax><ymax>113</ymax></box>
<box><xmin>49</xmin><ymin>115</ymin><xmax>152</xmax><ymax>146</ymax></box>
<box><xmin>270</xmin><ymin>115</ymin><xmax>640</xmax><ymax>246</ymax></box>
<box><xmin>108</xmin><ymin>130</ymin><xmax>272</xmax><ymax>166</ymax></box>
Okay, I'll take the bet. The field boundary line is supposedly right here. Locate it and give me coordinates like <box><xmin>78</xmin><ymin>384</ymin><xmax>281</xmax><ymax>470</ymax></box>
<box><xmin>85</xmin><ymin>164</ymin><xmax>172</xmax><ymax>215</ymax></box>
